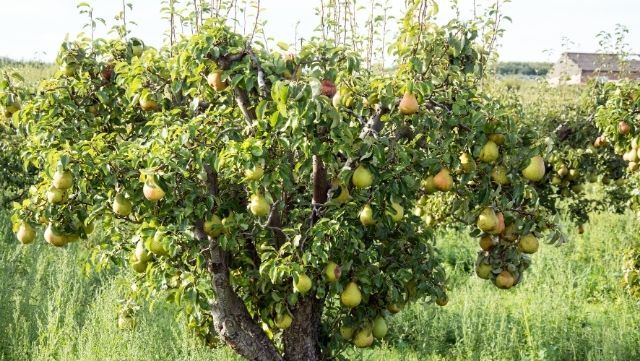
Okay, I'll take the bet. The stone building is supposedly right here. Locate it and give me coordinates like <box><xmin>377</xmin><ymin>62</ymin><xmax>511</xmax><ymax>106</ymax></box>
<box><xmin>548</xmin><ymin>52</ymin><xmax>640</xmax><ymax>85</ymax></box>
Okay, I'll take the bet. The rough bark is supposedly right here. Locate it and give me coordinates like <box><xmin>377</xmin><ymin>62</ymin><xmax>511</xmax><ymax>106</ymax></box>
<box><xmin>200</xmin><ymin>168</ymin><xmax>283</xmax><ymax>361</ymax></box>
<box><xmin>282</xmin><ymin>297</ymin><xmax>324</xmax><ymax>361</ymax></box>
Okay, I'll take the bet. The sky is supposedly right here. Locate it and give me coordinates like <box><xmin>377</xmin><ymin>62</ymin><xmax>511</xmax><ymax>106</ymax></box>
<box><xmin>0</xmin><ymin>0</ymin><xmax>638</xmax><ymax>63</ymax></box>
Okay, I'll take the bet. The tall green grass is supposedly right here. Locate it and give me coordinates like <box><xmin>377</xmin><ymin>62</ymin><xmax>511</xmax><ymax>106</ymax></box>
<box><xmin>1</xmin><ymin>209</ymin><xmax>639</xmax><ymax>361</ymax></box>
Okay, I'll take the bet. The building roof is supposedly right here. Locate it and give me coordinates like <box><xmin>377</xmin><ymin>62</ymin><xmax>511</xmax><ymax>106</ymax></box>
<box><xmin>564</xmin><ymin>52</ymin><xmax>640</xmax><ymax>72</ymax></box>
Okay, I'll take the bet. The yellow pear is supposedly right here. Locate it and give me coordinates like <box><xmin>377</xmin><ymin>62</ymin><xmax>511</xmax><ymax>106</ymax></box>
<box><xmin>16</xmin><ymin>222</ymin><xmax>36</xmax><ymax>244</ymax></box>
<box><xmin>479</xmin><ymin>141</ymin><xmax>500</xmax><ymax>163</ymax></box>
<box><xmin>359</xmin><ymin>204</ymin><xmax>375</xmax><ymax>226</ymax></box>
<box><xmin>518</xmin><ymin>233</ymin><xmax>539</xmax><ymax>254</ymax></box>
<box><xmin>352</xmin><ymin>165</ymin><xmax>373</xmax><ymax>188</ymax></box>
<box><xmin>46</xmin><ymin>186</ymin><xmax>65</xmax><ymax>204</ymax></box>
<box><xmin>522</xmin><ymin>155</ymin><xmax>546</xmax><ymax>182</ymax></box>
<box><xmin>386</xmin><ymin>201</ymin><xmax>404</xmax><ymax>222</ymax></box>
<box><xmin>421</xmin><ymin>176</ymin><xmax>437</xmax><ymax>194</ymax></box>
<box><xmin>204</xmin><ymin>215</ymin><xmax>223</xmax><ymax>237</ymax></box>
<box><xmin>244</xmin><ymin>166</ymin><xmax>264</xmax><ymax>181</ymax></box>
<box><xmin>488</xmin><ymin>133</ymin><xmax>506</xmax><ymax>145</ymax></box>
<box><xmin>334</xmin><ymin>184</ymin><xmax>351</xmax><ymax>204</ymax></box>
<box><xmin>353</xmin><ymin>325</ymin><xmax>374</xmax><ymax>348</ymax></box>
<box><xmin>113</xmin><ymin>194</ymin><xmax>133</xmax><ymax>217</ymax></box>
<box><xmin>459</xmin><ymin>152</ymin><xmax>476</xmax><ymax>173</ymax></box>
<box><xmin>341</xmin><ymin>281</ymin><xmax>362</xmax><ymax>308</ymax></box>
<box><xmin>491</xmin><ymin>212</ymin><xmax>505</xmax><ymax>235</ymax></box>
<box><xmin>293</xmin><ymin>273</ymin><xmax>312</xmax><ymax>294</ymax></box>
<box><xmin>325</xmin><ymin>262</ymin><xmax>342</xmax><ymax>282</ymax></box>
<box><xmin>249</xmin><ymin>194</ymin><xmax>270</xmax><ymax>217</ymax></box>
<box><xmin>491</xmin><ymin>165</ymin><xmax>510</xmax><ymax>185</ymax></box>
<box><xmin>340</xmin><ymin>326</ymin><xmax>354</xmax><ymax>340</ymax></box>
<box><xmin>275</xmin><ymin>314</ymin><xmax>293</xmax><ymax>329</ymax></box>
<box><xmin>476</xmin><ymin>263</ymin><xmax>493</xmax><ymax>279</ymax></box>
<box><xmin>207</xmin><ymin>70</ymin><xmax>227</xmax><ymax>91</ymax></box>
<box><xmin>433</xmin><ymin>168</ymin><xmax>453</xmax><ymax>192</ymax></box>
<box><xmin>477</xmin><ymin>208</ymin><xmax>498</xmax><ymax>232</ymax></box>
<box><xmin>44</xmin><ymin>224</ymin><xmax>67</xmax><ymax>247</ymax></box>
<box><xmin>143</xmin><ymin>181</ymin><xmax>166</xmax><ymax>201</ymax></box>
<box><xmin>399</xmin><ymin>92</ymin><xmax>419</xmax><ymax>115</ymax></box>
<box><xmin>52</xmin><ymin>170</ymin><xmax>73</xmax><ymax>189</ymax></box>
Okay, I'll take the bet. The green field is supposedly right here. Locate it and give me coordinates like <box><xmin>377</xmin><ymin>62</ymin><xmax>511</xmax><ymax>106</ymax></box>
<box><xmin>1</xmin><ymin>208</ymin><xmax>638</xmax><ymax>361</ymax></box>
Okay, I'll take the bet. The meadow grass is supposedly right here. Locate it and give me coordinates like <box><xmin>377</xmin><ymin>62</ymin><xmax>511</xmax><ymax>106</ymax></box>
<box><xmin>1</xmin><ymin>209</ymin><xmax>639</xmax><ymax>361</ymax></box>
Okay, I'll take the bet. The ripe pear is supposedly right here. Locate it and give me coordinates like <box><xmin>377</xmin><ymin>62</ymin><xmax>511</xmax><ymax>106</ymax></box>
<box><xmin>293</xmin><ymin>273</ymin><xmax>312</xmax><ymax>294</ymax></box>
<box><xmin>522</xmin><ymin>155</ymin><xmax>546</xmax><ymax>182</ymax></box>
<box><xmin>16</xmin><ymin>222</ymin><xmax>36</xmax><ymax>244</ymax></box>
<box><xmin>491</xmin><ymin>212</ymin><xmax>505</xmax><ymax>235</ymax></box>
<box><xmin>135</xmin><ymin>240</ymin><xmax>151</xmax><ymax>263</ymax></box>
<box><xmin>335</xmin><ymin>184</ymin><xmax>351</xmax><ymax>204</ymax></box>
<box><xmin>399</xmin><ymin>92</ymin><xmax>419</xmax><ymax>115</ymax></box>
<box><xmin>557</xmin><ymin>165</ymin><xmax>569</xmax><ymax>178</ymax></box>
<box><xmin>46</xmin><ymin>186</ymin><xmax>65</xmax><ymax>204</ymax></box>
<box><xmin>433</xmin><ymin>168</ymin><xmax>453</xmax><ymax>192</ymax></box>
<box><xmin>249</xmin><ymin>194</ymin><xmax>270</xmax><ymax>217</ymax></box>
<box><xmin>359</xmin><ymin>204</ymin><xmax>375</xmax><ymax>226</ymax></box>
<box><xmin>352</xmin><ymin>165</ymin><xmax>374</xmax><ymax>189</ymax></box>
<box><xmin>44</xmin><ymin>224</ymin><xmax>67</xmax><ymax>247</ymax></box>
<box><xmin>518</xmin><ymin>233</ymin><xmax>539</xmax><ymax>254</ymax></box>
<box><xmin>387</xmin><ymin>201</ymin><xmax>404</xmax><ymax>222</ymax></box>
<box><xmin>623</xmin><ymin>149</ymin><xmax>638</xmax><ymax>162</ymax></box>
<box><xmin>324</xmin><ymin>262</ymin><xmax>342</xmax><ymax>282</ymax></box>
<box><xmin>459</xmin><ymin>152</ymin><xmax>476</xmax><ymax>173</ymax></box>
<box><xmin>244</xmin><ymin>165</ymin><xmax>264</xmax><ymax>181</ymax></box>
<box><xmin>477</xmin><ymin>208</ymin><xmax>498</xmax><ymax>232</ymax></box>
<box><xmin>387</xmin><ymin>303</ymin><xmax>402</xmax><ymax>313</ymax></box>
<box><xmin>479</xmin><ymin>141</ymin><xmax>500</xmax><ymax>163</ymax></box>
<box><xmin>131</xmin><ymin>257</ymin><xmax>148</xmax><ymax>274</ymax></box>
<box><xmin>421</xmin><ymin>176</ymin><xmax>437</xmax><ymax>194</ymax></box>
<box><xmin>340</xmin><ymin>326</ymin><xmax>354</xmax><ymax>340</ymax></box>
<box><xmin>139</xmin><ymin>97</ymin><xmax>158</xmax><ymax>111</ymax></box>
<box><xmin>113</xmin><ymin>194</ymin><xmax>132</xmax><ymax>217</ymax></box>
<box><xmin>372</xmin><ymin>316</ymin><xmax>388</xmax><ymax>339</ymax></box>
<box><xmin>618</xmin><ymin>121</ymin><xmax>631</xmax><ymax>135</ymax></box>
<box><xmin>143</xmin><ymin>182</ymin><xmax>166</xmax><ymax>201</ymax></box>
<box><xmin>491</xmin><ymin>165</ymin><xmax>510</xmax><ymax>185</ymax></box>
<box><xmin>52</xmin><ymin>170</ymin><xmax>73</xmax><ymax>189</ymax></box>
<box><xmin>341</xmin><ymin>281</ymin><xmax>362</xmax><ymax>308</ymax></box>
<box><xmin>476</xmin><ymin>262</ymin><xmax>492</xmax><ymax>279</ymax></box>
<box><xmin>479</xmin><ymin>235</ymin><xmax>497</xmax><ymax>251</ymax></box>
<box><xmin>207</xmin><ymin>70</ymin><xmax>227</xmax><ymax>91</ymax></box>
<box><xmin>204</xmin><ymin>215</ymin><xmax>223</xmax><ymax>237</ymax></box>
<box><xmin>436</xmin><ymin>295</ymin><xmax>448</xmax><ymax>306</ymax></box>
<box><xmin>275</xmin><ymin>313</ymin><xmax>293</xmax><ymax>329</ymax></box>
<box><xmin>353</xmin><ymin>326</ymin><xmax>374</xmax><ymax>348</ymax></box>
<box><xmin>488</xmin><ymin>133</ymin><xmax>506</xmax><ymax>145</ymax></box>
<box><xmin>495</xmin><ymin>271</ymin><xmax>515</xmax><ymax>289</ymax></box>
<box><xmin>503</xmin><ymin>223</ymin><xmax>518</xmax><ymax>241</ymax></box>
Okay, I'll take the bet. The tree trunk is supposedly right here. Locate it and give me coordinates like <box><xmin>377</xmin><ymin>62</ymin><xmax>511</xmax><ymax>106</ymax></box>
<box><xmin>196</xmin><ymin>225</ymin><xmax>283</xmax><ymax>361</ymax></box>
<box><xmin>283</xmin><ymin>296</ymin><xmax>324</xmax><ymax>361</ymax></box>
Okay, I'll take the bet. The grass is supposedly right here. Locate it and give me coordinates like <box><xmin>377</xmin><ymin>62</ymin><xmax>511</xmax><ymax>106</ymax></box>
<box><xmin>1</xmin><ymin>209</ymin><xmax>639</xmax><ymax>361</ymax></box>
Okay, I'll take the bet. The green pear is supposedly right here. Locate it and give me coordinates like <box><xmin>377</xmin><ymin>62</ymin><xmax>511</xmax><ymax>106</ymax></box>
<box><xmin>52</xmin><ymin>170</ymin><xmax>73</xmax><ymax>189</ymax></box>
<box><xmin>293</xmin><ymin>273</ymin><xmax>312</xmax><ymax>294</ymax></box>
<box><xmin>386</xmin><ymin>201</ymin><xmax>404</xmax><ymax>222</ymax></box>
<box><xmin>359</xmin><ymin>204</ymin><xmax>375</xmax><ymax>226</ymax></box>
<box><xmin>479</xmin><ymin>141</ymin><xmax>500</xmax><ymax>163</ymax></box>
<box><xmin>372</xmin><ymin>316</ymin><xmax>388</xmax><ymax>339</ymax></box>
<box><xmin>324</xmin><ymin>262</ymin><xmax>342</xmax><ymax>282</ymax></box>
<box><xmin>476</xmin><ymin>262</ymin><xmax>492</xmax><ymax>279</ymax></box>
<box><xmin>334</xmin><ymin>184</ymin><xmax>351</xmax><ymax>204</ymax></box>
<box><xmin>341</xmin><ymin>281</ymin><xmax>362</xmax><ymax>308</ymax></box>
<box><xmin>421</xmin><ymin>176</ymin><xmax>437</xmax><ymax>194</ymax></box>
<box><xmin>340</xmin><ymin>325</ymin><xmax>354</xmax><ymax>340</ymax></box>
<box><xmin>113</xmin><ymin>194</ymin><xmax>132</xmax><ymax>217</ymax></box>
<box><xmin>275</xmin><ymin>313</ymin><xmax>293</xmax><ymax>329</ymax></box>
<box><xmin>204</xmin><ymin>215</ymin><xmax>223</xmax><ymax>237</ymax></box>
<box><xmin>244</xmin><ymin>165</ymin><xmax>264</xmax><ymax>181</ymax></box>
<box><xmin>353</xmin><ymin>325</ymin><xmax>374</xmax><ymax>348</ymax></box>
<box><xmin>518</xmin><ymin>233</ymin><xmax>539</xmax><ymax>254</ymax></box>
<box><xmin>16</xmin><ymin>222</ymin><xmax>36</xmax><ymax>244</ymax></box>
<box><xmin>46</xmin><ymin>186</ymin><xmax>65</xmax><ymax>204</ymax></box>
<box><xmin>477</xmin><ymin>208</ymin><xmax>498</xmax><ymax>232</ymax></box>
<box><xmin>491</xmin><ymin>165</ymin><xmax>510</xmax><ymax>185</ymax></box>
<box><xmin>135</xmin><ymin>239</ymin><xmax>151</xmax><ymax>263</ymax></box>
<box><xmin>352</xmin><ymin>165</ymin><xmax>374</xmax><ymax>189</ymax></box>
<box><xmin>459</xmin><ymin>152</ymin><xmax>476</xmax><ymax>173</ymax></box>
<box><xmin>522</xmin><ymin>155</ymin><xmax>546</xmax><ymax>182</ymax></box>
<box><xmin>249</xmin><ymin>194</ymin><xmax>270</xmax><ymax>217</ymax></box>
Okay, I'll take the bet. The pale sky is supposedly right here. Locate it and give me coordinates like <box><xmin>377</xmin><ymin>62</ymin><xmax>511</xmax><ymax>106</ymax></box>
<box><xmin>0</xmin><ymin>0</ymin><xmax>638</xmax><ymax>63</ymax></box>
